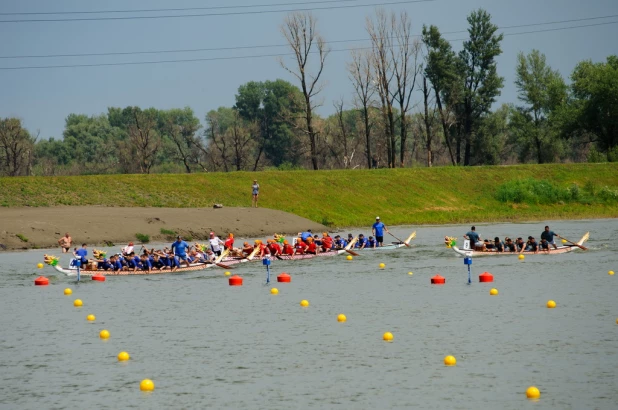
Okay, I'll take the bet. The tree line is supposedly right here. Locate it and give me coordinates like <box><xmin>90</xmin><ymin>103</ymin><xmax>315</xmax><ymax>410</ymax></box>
<box><xmin>1</xmin><ymin>8</ymin><xmax>616</xmax><ymax>176</ymax></box>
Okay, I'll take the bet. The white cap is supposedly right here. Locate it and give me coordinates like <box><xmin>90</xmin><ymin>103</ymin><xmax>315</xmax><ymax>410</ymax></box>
<box><xmin>376</xmin><ymin>216</ymin><xmax>380</xmax><ymax>220</ymax></box>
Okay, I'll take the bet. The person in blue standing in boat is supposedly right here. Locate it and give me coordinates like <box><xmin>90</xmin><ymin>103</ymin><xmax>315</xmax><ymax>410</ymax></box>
<box><xmin>300</xmin><ymin>229</ymin><xmax>313</xmax><ymax>242</ymax></box>
<box><xmin>73</xmin><ymin>243</ymin><xmax>88</xmax><ymax>266</ymax></box>
<box><xmin>171</xmin><ymin>235</ymin><xmax>190</xmax><ymax>268</ymax></box>
<box><xmin>252</xmin><ymin>179</ymin><xmax>260</xmax><ymax>208</ymax></box>
<box><xmin>464</xmin><ymin>226</ymin><xmax>486</xmax><ymax>251</ymax></box>
<box><xmin>541</xmin><ymin>225</ymin><xmax>560</xmax><ymax>252</ymax></box>
<box><xmin>371</xmin><ymin>216</ymin><xmax>389</xmax><ymax>247</ymax></box>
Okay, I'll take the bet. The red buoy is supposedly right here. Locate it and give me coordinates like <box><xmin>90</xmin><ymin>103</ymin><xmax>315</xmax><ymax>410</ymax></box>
<box><xmin>479</xmin><ymin>271</ymin><xmax>494</xmax><ymax>283</ymax></box>
<box><xmin>277</xmin><ymin>273</ymin><xmax>291</xmax><ymax>283</ymax></box>
<box><xmin>431</xmin><ymin>274</ymin><xmax>446</xmax><ymax>284</ymax></box>
<box><xmin>34</xmin><ymin>276</ymin><xmax>49</xmax><ymax>286</ymax></box>
<box><xmin>229</xmin><ymin>275</ymin><xmax>243</xmax><ymax>286</ymax></box>
<box><xmin>92</xmin><ymin>273</ymin><xmax>106</xmax><ymax>282</ymax></box>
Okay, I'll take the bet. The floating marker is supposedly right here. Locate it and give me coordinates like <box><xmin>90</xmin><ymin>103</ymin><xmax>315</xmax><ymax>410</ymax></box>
<box><xmin>87</xmin><ymin>314</ymin><xmax>96</xmax><ymax>321</ymax></box>
<box><xmin>379</xmin><ymin>263</ymin><xmax>385</xmax><ymax>269</ymax></box>
<box><xmin>270</xmin><ymin>288</ymin><xmax>279</xmax><ymax>295</ymax></box>
<box><xmin>37</xmin><ymin>263</ymin><xmax>44</xmax><ymax>269</ymax></box>
<box><xmin>431</xmin><ymin>274</ymin><xmax>445</xmax><ymax>284</ymax></box>
<box><xmin>479</xmin><ymin>272</ymin><xmax>494</xmax><ymax>282</ymax></box>
<box><xmin>518</xmin><ymin>254</ymin><xmax>525</xmax><ymax>260</ymax></box>
<box><xmin>99</xmin><ymin>329</ymin><xmax>110</xmax><ymax>339</ymax></box>
<box><xmin>277</xmin><ymin>273</ymin><xmax>291</xmax><ymax>282</ymax></box>
<box><xmin>346</xmin><ymin>255</ymin><xmax>353</xmax><ymax>261</ymax></box>
<box><xmin>64</xmin><ymin>288</ymin><xmax>72</xmax><ymax>295</ymax></box>
<box><xmin>490</xmin><ymin>288</ymin><xmax>498</xmax><ymax>296</ymax></box>
<box><xmin>140</xmin><ymin>379</ymin><xmax>155</xmax><ymax>391</ymax></box>
<box><xmin>383</xmin><ymin>332</ymin><xmax>393</xmax><ymax>341</ymax></box>
<box><xmin>444</xmin><ymin>355</ymin><xmax>457</xmax><ymax>366</ymax></box>
<box><xmin>547</xmin><ymin>300</ymin><xmax>556</xmax><ymax>309</ymax></box>
<box><xmin>74</xmin><ymin>299</ymin><xmax>83</xmax><ymax>307</ymax></box>
<box><xmin>526</xmin><ymin>386</ymin><xmax>540</xmax><ymax>399</ymax></box>
<box><xmin>34</xmin><ymin>276</ymin><xmax>49</xmax><ymax>286</ymax></box>
<box><xmin>228</xmin><ymin>275</ymin><xmax>243</xmax><ymax>286</ymax></box>
<box><xmin>118</xmin><ymin>351</ymin><xmax>130</xmax><ymax>361</ymax></box>
<box><xmin>337</xmin><ymin>314</ymin><xmax>347</xmax><ymax>322</ymax></box>
<box><xmin>300</xmin><ymin>300</ymin><xmax>309</xmax><ymax>307</ymax></box>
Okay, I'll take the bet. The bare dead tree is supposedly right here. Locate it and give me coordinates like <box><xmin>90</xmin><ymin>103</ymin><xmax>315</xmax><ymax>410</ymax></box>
<box><xmin>279</xmin><ymin>11</ymin><xmax>330</xmax><ymax>170</ymax></box>
<box><xmin>390</xmin><ymin>11</ymin><xmax>423</xmax><ymax>167</ymax></box>
<box><xmin>367</xmin><ymin>9</ymin><xmax>396</xmax><ymax>168</ymax></box>
<box><xmin>348</xmin><ymin>49</ymin><xmax>376</xmax><ymax>169</ymax></box>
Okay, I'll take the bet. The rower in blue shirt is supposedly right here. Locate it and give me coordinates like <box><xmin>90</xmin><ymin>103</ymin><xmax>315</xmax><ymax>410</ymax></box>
<box><xmin>355</xmin><ymin>234</ymin><xmax>369</xmax><ymax>249</ymax></box>
<box><xmin>367</xmin><ymin>236</ymin><xmax>378</xmax><ymax>248</ymax></box>
<box><xmin>171</xmin><ymin>235</ymin><xmax>190</xmax><ymax>268</ymax></box>
<box><xmin>464</xmin><ymin>226</ymin><xmax>485</xmax><ymax>251</ymax></box>
<box><xmin>74</xmin><ymin>244</ymin><xmax>88</xmax><ymax>266</ymax></box>
<box><xmin>333</xmin><ymin>235</ymin><xmax>348</xmax><ymax>249</ymax></box>
<box><xmin>300</xmin><ymin>230</ymin><xmax>313</xmax><ymax>242</ymax></box>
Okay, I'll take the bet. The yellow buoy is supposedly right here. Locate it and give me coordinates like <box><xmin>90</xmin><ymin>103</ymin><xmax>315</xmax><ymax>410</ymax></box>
<box><xmin>270</xmin><ymin>288</ymin><xmax>279</xmax><ymax>295</ymax></box>
<box><xmin>526</xmin><ymin>386</ymin><xmax>540</xmax><ymax>399</ymax></box>
<box><xmin>518</xmin><ymin>254</ymin><xmax>525</xmax><ymax>260</ymax></box>
<box><xmin>86</xmin><ymin>314</ymin><xmax>96</xmax><ymax>321</ymax></box>
<box><xmin>37</xmin><ymin>263</ymin><xmax>44</xmax><ymax>269</ymax></box>
<box><xmin>140</xmin><ymin>379</ymin><xmax>155</xmax><ymax>391</ymax></box>
<box><xmin>444</xmin><ymin>355</ymin><xmax>457</xmax><ymax>366</ymax></box>
<box><xmin>379</xmin><ymin>263</ymin><xmax>385</xmax><ymax>269</ymax></box>
<box><xmin>337</xmin><ymin>314</ymin><xmax>347</xmax><ymax>322</ymax></box>
<box><xmin>118</xmin><ymin>351</ymin><xmax>130</xmax><ymax>361</ymax></box>
<box><xmin>99</xmin><ymin>329</ymin><xmax>110</xmax><ymax>339</ymax></box>
<box><xmin>225</xmin><ymin>271</ymin><xmax>231</xmax><ymax>276</ymax></box>
<box><xmin>300</xmin><ymin>300</ymin><xmax>309</xmax><ymax>307</ymax></box>
<box><xmin>490</xmin><ymin>288</ymin><xmax>498</xmax><ymax>296</ymax></box>
<box><xmin>609</xmin><ymin>270</ymin><xmax>615</xmax><ymax>276</ymax></box>
<box><xmin>561</xmin><ymin>239</ymin><xmax>567</xmax><ymax>244</ymax></box>
<box><xmin>547</xmin><ymin>300</ymin><xmax>556</xmax><ymax>309</ymax></box>
<box><xmin>346</xmin><ymin>255</ymin><xmax>353</xmax><ymax>261</ymax></box>
<box><xmin>383</xmin><ymin>332</ymin><xmax>393</xmax><ymax>341</ymax></box>
<box><xmin>408</xmin><ymin>272</ymin><xmax>413</xmax><ymax>275</ymax></box>
<box><xmin>64</xmin><ymin>288</ymin><xmax>72</xmax><ymax>296</ymax></box>
<box><xmin>73</xmin><ymin>299</ymin><xmax>83</xmax><ymax>307</ymax></box>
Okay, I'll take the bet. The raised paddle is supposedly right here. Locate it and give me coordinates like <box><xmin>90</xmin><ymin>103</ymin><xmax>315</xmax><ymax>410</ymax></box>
<box><xmin>388</xmin><ymin>231</ymin><xmax>411</xmax><ymax>247</ymax></box>
<box><xmin>557</xmin><ymin>234</ymin><xmax>588</xmax><ymax>251</ymax></box>
<box><xmin>344</xmin><ymin>237</ymin><xmax>360</xmax><ymax>256</ymax></box>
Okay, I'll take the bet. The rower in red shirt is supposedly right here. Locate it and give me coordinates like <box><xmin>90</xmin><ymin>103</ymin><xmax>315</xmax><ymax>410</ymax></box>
<box><xmin>321</xmin><ymin>232</ymin><xmax>333</xmax><ymax>252</ymax></box>
<box><xmin>282</xmin><ymin>240</ymin><xmax>294</xmax><ymax>255</ymax></box>
<box><xmin>255</xmin><ymin>240</ymin><xmax>270</xmax><ymax>258</ymax></box>
<box><xmin>224</xmin><ymin>233</ymin><xmax>234</xmax><ymax>250</ymax></box>
<box><xmin>267</xmin><ymin>239</ymin><xmax>282</xmax><ymax>256</ymax></box>
<box><xmin>242</xmin><ymin>241</ymin><xmax>253</xmax><ymax>256</ymax></box>
<box><xmin>294</xmin><ymin>238</ymin><xmax>308</xmax><ymax>254</ymax></box>
<box><xmin>306</xmin><ymin>237</ymin><xmax>318</xmax><ymax>254</ymax></box>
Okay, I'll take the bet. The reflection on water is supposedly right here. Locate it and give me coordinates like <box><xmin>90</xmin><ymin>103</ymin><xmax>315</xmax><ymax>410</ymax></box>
<box><xmin>0</xmin><ymin>219</ymin><xmax>617</xmax><ymax>409</ymax></box>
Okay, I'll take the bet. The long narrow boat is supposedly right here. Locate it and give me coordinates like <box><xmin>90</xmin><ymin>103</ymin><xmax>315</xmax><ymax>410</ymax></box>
<box><xmin>45</xmin><ymin>242</ymin><xmax>350</xmax><ymax>277</ymax></box>
<box><xmin>450</xmin><ymin>232</ymin><xmax>589</xmax><ymax>257</ymax></box>
<box><xmin>350</xmin><ymin>231</ymin><xmax>416</xmax><ymax>251</ymax></box>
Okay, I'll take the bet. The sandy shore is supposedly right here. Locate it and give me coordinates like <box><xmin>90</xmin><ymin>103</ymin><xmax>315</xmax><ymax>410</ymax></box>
<box><xmin>0</xmin><ymin>206</ymin><xmax>329</xmax><ymax>251</ymax></box>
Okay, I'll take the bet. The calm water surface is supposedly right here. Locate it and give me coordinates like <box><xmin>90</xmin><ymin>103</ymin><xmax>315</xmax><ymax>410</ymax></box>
<box><xmin>0</xmin><ymin>219</ymin><xmax>617</xmax><ymax>409</ymax></box>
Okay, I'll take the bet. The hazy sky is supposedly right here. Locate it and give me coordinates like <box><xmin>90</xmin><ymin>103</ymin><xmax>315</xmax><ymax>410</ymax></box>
<box><xmin>1</xmin><ymin>0</ymin><xmax>617</xmax><ymax>139</ymax></box>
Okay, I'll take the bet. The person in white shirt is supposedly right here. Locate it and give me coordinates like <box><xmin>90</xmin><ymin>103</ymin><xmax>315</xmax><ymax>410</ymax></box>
<box><xmin>208</xmin><ymin>232</ymin><xmax>224</xmax><ymax>257</ymax></box>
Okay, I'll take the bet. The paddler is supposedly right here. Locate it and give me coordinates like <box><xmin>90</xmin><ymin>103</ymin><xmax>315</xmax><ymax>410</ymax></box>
<box><xmin>171</xmin><ymin>235</ymin><xmax>190</xmax><ymax>268</ymax></box>
<box><xmin>371</xmin><ymin>216</ymin><xmax>389</xmax><ymax>247</ymax></box>
<box><xmin>306</xmin><ymin>237</ymin><xmax>318</xmax><ymax>254</ymax></box>
<box><xmin>241</xmin><ymin>241</ymin><xmax>254</xmax><ymax>256</ymax></box>
<box><xmin>355</xmin><ymin>234</ymin><xmax>368</xmax><ymax>249</ymax></box>
<box><xmin>255</xmin><ymin>240</ymin><xmax>270</xmax><ymax>258</ymax></box>
<box><xmin>300</xmin><ymin>229</ymin><xmax>312</xmax><ymax>242</ymax></box>
<box><xmin>267</xmin><ymin>239</ymin><xmax>282</xmax><ymax>256</ymax></box>
<box><xmin>321</xmin><ymin>232</ymin><xmax>333</xmax><ymax>252</ymax></box>
<box><xmin>367</xmin><ymin>236</ymin><xmax>378</xmax><ymax>249</ymax></box>
<box><xmin>294</xmin><ymin>237</ymin><xmax>308</xmax><ymax>255</ymax></box>
<box><xmin>333</xmin><ymin>235</ymin><xmax>347</xmax><ymax>249</ymax></box>
<box><xmin>282</xmin><ymin>240</ymin><xmax>294</xmax><ymax>255</ymax></box>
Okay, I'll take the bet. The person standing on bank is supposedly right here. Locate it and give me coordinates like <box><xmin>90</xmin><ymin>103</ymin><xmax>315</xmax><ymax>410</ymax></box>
<box><xmin>372</xmin><ymin>217</ymin><xmax>389</xmax><ymax>247</ymax></box>
<box><xmin>58</xmin><ymin>232</ymin><xmax>72</xmax><ymax>253</ymax></box>
<box><xmin>252</xmin><ymin>180</ymin><xmax>260</xmax><ymax>208</ymax></box>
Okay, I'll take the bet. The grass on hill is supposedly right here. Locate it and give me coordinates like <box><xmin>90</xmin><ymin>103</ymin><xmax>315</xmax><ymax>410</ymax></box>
<box><xmin>1</xmin><ymin>163</ymin><xmax>617</xmax><ymax>227</ymax></box>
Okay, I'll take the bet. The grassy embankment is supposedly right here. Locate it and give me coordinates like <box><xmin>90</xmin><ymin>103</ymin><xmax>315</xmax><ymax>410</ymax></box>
<box><xmin>1</xmin><ymin>163</ymin><xmax>617</xmax><ymax>227</ymax></box>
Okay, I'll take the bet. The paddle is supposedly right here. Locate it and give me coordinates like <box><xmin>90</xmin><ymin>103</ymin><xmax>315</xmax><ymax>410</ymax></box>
<box><xmin>388</xmin><ymin>231</ymin><xmax>411</xmax><ymax>247</ymax></box>
<box><xmin>557</xmin><ymin>234</ymin><xmax>588</xmax><ymax>251</ymax></box>
<box><xmin>344</xmin><ymin>237</ymin><xmax>360</xmax><ymax>256</ymax></box>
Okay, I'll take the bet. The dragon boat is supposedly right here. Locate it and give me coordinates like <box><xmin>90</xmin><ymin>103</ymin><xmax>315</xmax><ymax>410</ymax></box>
<box><xmin>447</xmin><ymin>232</ymin><xmax>589</xmax><ymax>257</ymax></box>
<box><xmin>349</xmin><ymin>231</ymin><xmax>416</xmax><ymax>251</ymax></box>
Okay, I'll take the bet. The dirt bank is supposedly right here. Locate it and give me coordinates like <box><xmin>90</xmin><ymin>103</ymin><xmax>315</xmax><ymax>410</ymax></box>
<box><xmin>0</xmin><ymin>206</ymin><xmax>329</xmax><ymax>251</ymax></box>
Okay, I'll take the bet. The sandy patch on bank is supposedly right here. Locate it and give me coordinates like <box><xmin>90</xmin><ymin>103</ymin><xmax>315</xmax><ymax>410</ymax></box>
<box><xmin>0</xmin><ymin>206</ymin><xmax>329</xmax><ymax>251</ymax></box>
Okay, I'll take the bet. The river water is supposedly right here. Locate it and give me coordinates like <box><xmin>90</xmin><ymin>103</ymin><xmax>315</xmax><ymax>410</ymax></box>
<box><xmin>0</xmin><ymin>219</ymin><xmax>616</xmax><ymax>409</ymax></box>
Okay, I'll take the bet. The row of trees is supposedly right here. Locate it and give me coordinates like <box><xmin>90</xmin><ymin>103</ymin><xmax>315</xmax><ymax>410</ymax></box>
<box><xmin>1</xmin><ymin>8</ymin><xmax>616</xmax><ymax>176</ymax></box>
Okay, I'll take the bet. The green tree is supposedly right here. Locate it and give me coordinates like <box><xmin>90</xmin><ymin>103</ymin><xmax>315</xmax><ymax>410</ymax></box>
<box><xmin>456</xmin><ymin>9</ymin><xmax>504</xmax><ymax>165</ymax></box>
<box><xmin>472</xmin><ymin>104</ymin><xmax>512</xmax><ymax>165</ymax></box>
<box><xmin>158</xmin><ymin>107</ymin><xmax>202</xmax><ymax>173</ymax></box>
<box><xmin>422</xmin><ymin>25</ymin><xmax>460</xmax><ymax>166</ymax></box>
<box><xmin>62</xmin><ymin>114</ymin><xmax>121</xmax><ymax>173</ymax></box>
<box><xmin>514</xmin><ymin>50</ymin><xmax>568</xmax><ymax>163</ymax></box>
<box><xmin>0</xmin><ymin>118</ymin><xmax>35</xmax><ymax>176</ymax></box>
<box><xmin>235</xmin><ymin>79</ymin><xmax>303</xmax><ymax>168</ymax></box>
<box><xmin>568</xmin><ymin>55</ymin><xmax>618</xmax><ymax>158</ymax></box>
